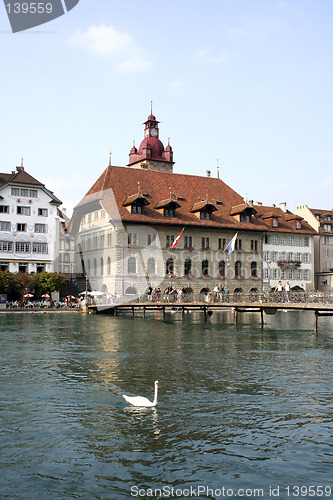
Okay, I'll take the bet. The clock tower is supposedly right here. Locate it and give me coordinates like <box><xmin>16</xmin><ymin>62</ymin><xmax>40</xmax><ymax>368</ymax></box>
<box><xmin>128</xmin><ymin>106</ymin><xmax>174</xmax><ymax>173</ymax></box>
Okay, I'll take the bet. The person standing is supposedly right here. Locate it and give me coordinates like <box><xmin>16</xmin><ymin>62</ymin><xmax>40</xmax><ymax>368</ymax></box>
<box><xmin>274</xmin><ymin>280</ymin><xmax>283</xmax><ymax>302</ymax></box>
<box><xmin>284</xmin><ymin>280</ymin><xmax>291</xmax><ymax>302</ymax></box>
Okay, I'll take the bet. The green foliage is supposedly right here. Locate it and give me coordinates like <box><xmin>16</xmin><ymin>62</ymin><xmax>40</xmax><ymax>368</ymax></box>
<box><xmin>0</xmin><ymin>271</ymin><xmax>15</xmax><ymax>294</ymax></box>
<box><xmin>33</xmin><ymin>272</ymin><xmax>66</xmax><ymax>294</ymax></box>
<box><xmin>0</xmin><ymin>271</ymin><xmax>67</xmax><ymax>300</ymax></box>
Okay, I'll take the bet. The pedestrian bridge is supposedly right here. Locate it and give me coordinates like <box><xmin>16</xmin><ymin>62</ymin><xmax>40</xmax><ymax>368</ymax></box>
<box><xmin>87</xmin><ymin>291</ymin><xmax>333</xmax><ymax>333</ymax></box>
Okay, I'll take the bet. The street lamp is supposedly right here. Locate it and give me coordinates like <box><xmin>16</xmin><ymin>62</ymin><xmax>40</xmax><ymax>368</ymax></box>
<box><xmin>267</xmin><ymin>259</ymin><xmax>271</xmax><ymax>298</ymax></box>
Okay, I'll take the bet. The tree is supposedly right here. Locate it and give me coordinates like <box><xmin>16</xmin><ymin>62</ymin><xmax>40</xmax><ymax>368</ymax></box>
<box><xmin>34</xmin><ymin>272</ymin><xmax>66</xmax><ymax>296</ymax></box>
<box><xmin>13</xmin><ymin>273</ymin><xmax>35</xmax><ymax>298</ymax></box>
<box><xmin>0</xmin><ymin>271</ymin><xmax>15</xmax><ymax>295</ymax></box>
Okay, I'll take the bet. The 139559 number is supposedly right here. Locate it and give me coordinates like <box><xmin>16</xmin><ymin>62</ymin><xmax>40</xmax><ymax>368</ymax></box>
<box><xmin>6</xmin><ymin>3</ymin><xmax>53</xmax><ymax>14</ymax></box>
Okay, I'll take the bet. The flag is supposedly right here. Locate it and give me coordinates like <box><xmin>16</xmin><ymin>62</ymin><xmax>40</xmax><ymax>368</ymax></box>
<box><xmin>225</xmin><ymin>232</ymin><xmax>238</xmax><ymax>255</ymax></box>
<box><xmin>169</xmin><ymin>227</ymin><xmax>185</xmax><ymax>250</ymax></box>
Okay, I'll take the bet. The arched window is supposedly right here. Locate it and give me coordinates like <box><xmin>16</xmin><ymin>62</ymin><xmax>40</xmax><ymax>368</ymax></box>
<box><xmin>166</xmin><ymin>258</ymin><xmax>174</xmax><ymax>275</ymax></box>
<box><xmin>235</xmin><ymin>260</ymin><xmax>241</xmax><ymax>277</ymax></box>
<box><xmin>147</xmin><ymin>257</ymin><xmax>155</xmax><ymax>275</ymax></box>
<box><xmin>93</xmin><ymin>258</ymin><xmax>97</xmax><ymax>276</ymax></box>
<box><xmin>184</xmin><ymin>258</ymin><xmax>192</xmax><ymax>275</ymax></box>
<box><xmin>100</xmin><ymin>258</ymin><xmax>104</xmax><ymax>276</ymax></box>
<box><xmin>202</xmin><ymin>259</ymin><xmax>209</xmax><ymax>276</ymax></box>
<box><xmin>219</xmin><ymin>260</ymin><xmax>225</xmax><ymax>277</ymax></box>
<box><xmin>251</xmin><ymin>261</ymin><xmax>257</xmax><ymax>277</ymax></box>
<box><xmin>128</xmin><ymin>256</ymin><xmax>136</xmax><ymax>274</ymax></box>
<box><xmin>107</xmin><ymin>256</ymin><xmax>111</xmax><ymax>275</ymax></box>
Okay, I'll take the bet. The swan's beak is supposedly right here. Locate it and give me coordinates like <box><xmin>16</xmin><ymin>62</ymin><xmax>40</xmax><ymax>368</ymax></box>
<box><xmin>156</xmin><ymin>381</ymin><xmax>159</xmax><ymax>387</ymax></box>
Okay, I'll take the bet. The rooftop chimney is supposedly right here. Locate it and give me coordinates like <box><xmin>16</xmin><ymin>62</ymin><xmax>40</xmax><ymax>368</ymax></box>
<box><xmin>279</xmin><ymin>202</ymin><xmax>287</xmax><ymax>213</ymax></box>
<box><xmin>206</xmin><ymin>170</ymin><xmax>211</xmax><ymax>177</ymax></box>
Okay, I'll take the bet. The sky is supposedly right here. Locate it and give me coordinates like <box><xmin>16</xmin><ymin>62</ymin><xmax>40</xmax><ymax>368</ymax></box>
<box><xmin>1</xmin><ymin>0</ymin><xmax>332</xmax><ymax>216</ymax></box>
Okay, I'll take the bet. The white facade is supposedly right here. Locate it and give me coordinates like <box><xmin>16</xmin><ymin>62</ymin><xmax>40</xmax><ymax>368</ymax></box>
<box><xmin>0</xmin><ymin>167</ymin><xmax>62</xmax><ymax>274</ymax></box>
<box><xmin>262</xmin><ymin>232</ymin><xmax>315</xmax><ymax>290</ymax></box>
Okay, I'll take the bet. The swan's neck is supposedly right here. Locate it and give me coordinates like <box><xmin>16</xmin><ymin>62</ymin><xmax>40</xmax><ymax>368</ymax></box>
<box><xmin>152</xmin><ymin>384</ymin><xmax>158</xmax><ymax>406</ymax></box>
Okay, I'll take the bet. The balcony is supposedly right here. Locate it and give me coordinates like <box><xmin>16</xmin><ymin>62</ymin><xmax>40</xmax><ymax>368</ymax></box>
<box><xmin>277</xmin><ymin>260</ymin><xmax>301</xmax><ymax>268</ymax></box>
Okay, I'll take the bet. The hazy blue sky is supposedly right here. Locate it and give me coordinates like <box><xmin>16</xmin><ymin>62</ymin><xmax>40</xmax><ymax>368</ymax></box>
<box><xmin>1</xmin><ymin>0</ymin><xmax>332</xmax><ymax>214</ymax></box>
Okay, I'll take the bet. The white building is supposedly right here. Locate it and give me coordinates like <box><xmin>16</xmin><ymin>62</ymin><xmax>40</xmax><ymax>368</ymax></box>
<box><xmin>0</xmin><ymin>165</ymin><xmax>62</xmax><ymax>274</ymax></box>
<box><xmin>252</xmin><ymin>202</ymin><xmax>316</xmax><ymax>291</ymax></box>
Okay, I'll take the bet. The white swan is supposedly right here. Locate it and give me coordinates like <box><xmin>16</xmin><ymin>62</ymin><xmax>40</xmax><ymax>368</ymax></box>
<box><xmin>122</xmin><ymin>380</ymin><xmax>159</xmax><ymax>407</ymax></box>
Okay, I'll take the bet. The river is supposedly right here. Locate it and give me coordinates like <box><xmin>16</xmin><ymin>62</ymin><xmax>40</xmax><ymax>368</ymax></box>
<box><xmin>0</xmin><ymin>310</ymin><xmax>332</xmax><ymax>499</ymax></box>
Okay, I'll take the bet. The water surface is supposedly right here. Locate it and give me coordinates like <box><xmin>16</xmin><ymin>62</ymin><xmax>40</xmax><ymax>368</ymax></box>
<box><xmin>0</xmin><ymin>311</ymin><xmax>332</xmax><ymax>499</ymax></box>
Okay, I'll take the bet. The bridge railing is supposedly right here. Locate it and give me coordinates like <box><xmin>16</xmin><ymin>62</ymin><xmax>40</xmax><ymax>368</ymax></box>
<box><xmin>131</xmin><ymin>290</ymin><xmax>333</xmax><ymax>305</ymax></box>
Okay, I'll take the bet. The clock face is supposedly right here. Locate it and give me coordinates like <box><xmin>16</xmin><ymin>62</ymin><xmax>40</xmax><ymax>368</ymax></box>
<box><xmin>151</xmin><ymin>128</ymin><xmax>157</xmax><ymax>137</ymax></box>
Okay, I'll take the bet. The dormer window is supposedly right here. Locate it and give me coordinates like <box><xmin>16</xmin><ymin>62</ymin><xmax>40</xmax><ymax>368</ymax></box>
<box><xmin>200</xmin><ymin>208</ymin><xmax>211</xmax><ymax>220</ymax></box>
<box><xmin>296</xmin><ymin>220</ymin><xmax>301</xmax><ymax>229</ymax></box>
<box><xmin>155</xmin><ymin>197</ymin><xmax>180</xmax><ymax>218</ymax></box>
<box><xmin>230</xmin><ymin>203</ymin><xmax>256</xmax><ymax>223</ymax></box>
<box><xmin>272</xmin><ymin>217</ymin><xmax>278</xmax><ymax>227</ymax></box>
<box><xmin>123</xmin><ymin>192</ymin><xmax>150</xmax><ymax>215</ymax></box>
<box><xmin>131</xmin><ymin>202</ymin><xmax>143</xmax><ymax>214</ymax></box>
<box><xmin>164</xmin><ymin>207</ymin><xmax>175</xmax><ymax>218</ymax></box>
<box><xmin>191</xmin><ymin>200</ymin><xmax>217</xmax><ymax>220</ymax></box>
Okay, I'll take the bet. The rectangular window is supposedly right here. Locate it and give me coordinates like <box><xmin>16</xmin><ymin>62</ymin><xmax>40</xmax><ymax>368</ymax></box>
<box><xmin>272</xmin><ymin>218</ymin><xmax>278</xmax><ymax>227</ymax></box>
<box><xmin>324</xmin><ymin>248</ymin><xmax>329</xmax><ymax>257</ymax></box>
<box><xmin>272</xmin><ymin>235</ymin><xmax>278</xmax><ymax>245</ymax></box>
<box><xmin>281</xmin><ymin>269</ymin><xmax>286</xmax><ymax>279</ymax></box>
<box><xmin>93</xmin><ymin>236</ymin><xmax>98</xmax><ymax>249</ymax></box>
<box><xmin>128</xmin><ymin>233</ymin><xmax>137</xmax><ymax>246</ymax></box>
<box><xmin>148</xmin><ymin>233</ymin><xmax>157</xmax><ymax>246</ymax></box>
<box><xmin>35</xmin><ymin>223</ymin><xmax>47</xmax><ymax>233</ymax></box>
<box><xmin>20</xmin><ymin>188</ymin><xmax>29</xmax><ymax>197</ymax></box>
<box><xmin>94</xmin><ymin>211</ymin><xmax>99</xmax><ymax>221</ymax></box>
<box><xmin>280</xmin><ymin>252</ymin><xmax>285</xmax><ymax>261</ymax></box>
<box><xmin>32</xmin><ymin>243</ymin><xmax>47</xmax><ymax>253</ymax></box>
<box><xmin>11</xmin><ymin>188</ymin><xmax>20</xmax><ymax>196</ymax></box>
<box><xmin>272</xmin><ymin>251</ymin><xmax>278</xmax><ymax>262</ymax></box>
<box><xmin>304</xmin><ymin>253</ymin><xmax>310</xmax><ymax>263</ymax></box>
<box><xmin>288</xmin><ymin>269</ymin><xmax>293</xmax><ymax>279</ymax></box>
<box><xmin>0</xmin><ymin>221</ymin><xmax>11</xmax><ymax>231</ymax></box>
<box><xmin>0</xmin><ymin>206</ymin><xmax>9</xmax><ymax>214</ymax></box>
<box><xmin>296</xmin><ymin>253</ymin><xmax>301</xmax><ymax>262</ymax></box>
<box><xmin>17</xmin><ymin>223</ymin><xmax>27</xmax><ymax>232</ymax></box>
<box><xmin>166</xmin><ymin>235</ymin><xmax>174</xmax><ymax>248</ymax></box>
<box><xmin>272</xmin><ymin>269</ymin><xmax>278</xmax><ymax>279</ymax></box>
<box><xmin>15</xmin><ymin>242</ymin><xmax>30</xmax><ymax>252</ymax></box>
<box><xmin>288</xmin><ymin>237</ymin><xmax>293</xmax><ymax>245</ymax></box>
<box><xmin>251</xmin><ymin>240</ymin><xmax>258</xmax><ymax>251</ymax></box>
<box><xmin>304</xmin><ymin>237</ymin><xmax>309</xmax><ymax>247</ymax></box>
<box><xmin>304</xmin><ymin>270</ymin><xmax>309</xmax><ymax>280</ymax></box>
<box><xmin>107</xmin><ymin>233</ymin><xmax>112</xmax><ymax>247</ymax></box>
<box><xmin>235</xmin><ymin>238</ymin><xmax>242</xmax><ymax>250</ymax></box>
<box><xmin>184</xmin><ymin>236</ymin><xmax>193</xmax><ymax>248</ymax></box>
<box><xmin>296</xmin><ymin>269</ymin><xmax>302</xmax><ymax>280</ymax></box>
<box><xmin>263</xmin><ymin>268</ymin><xmax>269</xmax><ymax>279</ymax></box>
<box><xmin>296</xmin><ymin>237</ymin><xmax>301</xmax><ymax>246</ymax></box>
<box><xmin>38</xmin><ymin>208</ymin><xmax>48</xmax><ymax>217</ymax></box>
<box><xmin>288</xmin><ymin>252</ymin><xmax>293</xmax><ymax>261</ymax></box>
<box><xmin>263</xmin><ymin>251</ymin><xmax>269</xmax><ymax>261</ymax></box>
<box><xmin>0</xmin><ymin>241</ymin><xmax>13</xmax><ymax>252</ymax></box>
<box><xmin>280</xmin><ymin>236</ymin><xmax>285</xmax><ymax>245</ymax></box>
<box><xmin>17</xmin><ymin>206</ymin><xmax>31</xmax><ymax>216</ymax></box>
<box><xmin>29</xmin><ymin>189</ymin><xmax>38</xmax><ymax>198</ymax></box>
<box><xmin>201</xmin><ymin>237</ymin><xmax>209</xmax><ymax>249</ymax></box>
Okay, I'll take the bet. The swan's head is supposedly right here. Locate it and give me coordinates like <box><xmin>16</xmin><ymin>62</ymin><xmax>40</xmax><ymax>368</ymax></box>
<box><xmin>155</xmin><ymin>380</ymin><xmax>159</xmax><ymax>388</ymax></box>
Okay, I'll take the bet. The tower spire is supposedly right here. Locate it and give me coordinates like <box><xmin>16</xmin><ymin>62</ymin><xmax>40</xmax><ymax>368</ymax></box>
<box><xmin>109</xmin><ymin>150</ymin><xmax>112</xmax><ymax>167</ymax></box>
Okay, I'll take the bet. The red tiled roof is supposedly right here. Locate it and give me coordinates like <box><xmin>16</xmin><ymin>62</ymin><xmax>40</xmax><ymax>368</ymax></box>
<box><xmin>254</xmin><ymin>205</ymin><xmax>316</xmax><ymax>234</ymax></box>
<box><xmin>71</xmin><ymin>165</ymin><xmax>269</xmax><ymax>232</ymax></box>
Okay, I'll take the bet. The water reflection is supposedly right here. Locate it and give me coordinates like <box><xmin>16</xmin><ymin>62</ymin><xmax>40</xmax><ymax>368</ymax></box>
<box><xmin>0</xmin><ymin>311</ymin><xmax>332</xmax><ymax>498</ymax></box>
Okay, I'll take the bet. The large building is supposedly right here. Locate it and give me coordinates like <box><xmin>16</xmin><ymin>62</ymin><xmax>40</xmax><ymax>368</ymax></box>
<box><xmin>296</xmin><ymin>205</ymin><xmax>333</xmax><ymax>290</ymax></box>
<box><xmin>251</xmin><ymin>202</ymin><xmax>316</xmax><ymax>290</ymax></box>
<box><xmin>0</xmin><ymin>164</ymin><xmax>62</xmax><ymax>274</ymax></box>
<box><xmin>69</xmin><ymin>110</ymin><xmax>276</xmax><ymax>300</ymax></box>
